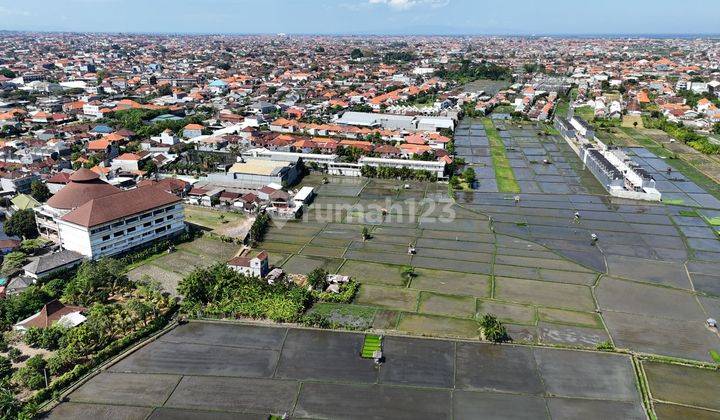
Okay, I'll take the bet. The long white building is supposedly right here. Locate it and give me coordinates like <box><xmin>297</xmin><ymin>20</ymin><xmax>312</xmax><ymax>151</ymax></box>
<box><xmin>35</xmin><ymin>169</ymin><xmax>185</xmax><ymax>258</ymax></box>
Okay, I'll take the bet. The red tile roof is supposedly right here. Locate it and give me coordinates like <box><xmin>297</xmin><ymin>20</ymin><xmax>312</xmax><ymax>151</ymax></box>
<box><xmin>61</xmin><ymin>185</ymin><xmax>181</xmax><ymax>228</ymax></box>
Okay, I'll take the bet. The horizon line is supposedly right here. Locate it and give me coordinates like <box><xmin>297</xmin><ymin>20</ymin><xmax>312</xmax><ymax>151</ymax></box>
<box><xmin>1</xmin><ymin>29</ymin><xmax>719</xmax><ymax>39</ymax></box>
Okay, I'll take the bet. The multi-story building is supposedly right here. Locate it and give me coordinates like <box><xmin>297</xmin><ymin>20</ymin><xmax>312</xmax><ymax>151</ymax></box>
<box><xmin>35</xmin><ymin>168</ymin><xmax>184</xmax><ymax>258</ymax></box>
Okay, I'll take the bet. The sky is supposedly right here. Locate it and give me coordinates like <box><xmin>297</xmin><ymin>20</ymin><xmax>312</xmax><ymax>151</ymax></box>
<box><xmin>0</xmin><ymin>0</ymin><xmax>719</xmax><ymax>36</ymax></box>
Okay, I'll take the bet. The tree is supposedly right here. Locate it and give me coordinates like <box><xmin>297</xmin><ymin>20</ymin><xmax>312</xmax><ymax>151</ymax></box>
<box><xmin>62</xmin><ymin>258</ymin><xmax>129</xmax><ymax>305</ymax></box>
<box><xmin>0</xmin><ymin>68</ymin><xmax>16</xmax><ymax>78</ymax></box>
<box><xmin>141</xmin><ymin>160</ymin><xmax>157</xmax><ymax>175</ymax></box>
<box><xmin>401</xmin><ymin>266</ymin><xmax>415</xmax><ymax>282</ymax></box>
<box><xmin>4</xmin><ymin>209</ymin><xmax>39</xmax><ymax>239</ymax></box>
<box><xmin>350</xmin><ymin>48</ymin><xmax>364</xmax><ymax>59</ymax></box>
<box><xmin>463</xmin><ymin>167</ymin><xmax>476</xmax><ymax>186</ymax></box>
<box><xmin>30</xmin><ymin>180</ymin><xmax>51</xmax><ymax>202</ymax></box>
<box><xmin>306</xmin><ymin>268</ymin><xmax>328</xmax><ymax>290</ymax></box>
<box><xmin>126</xmin><ymin>299</ymin><xmax>151</xmax><ymax>326</ymax></box>
<box><xmin>46</xmin><ymin>347</ymin><xmax>79</xmax><ymax>375</ymax></box>
<box><xmin>361</xmin><ymin>226</ymin><xmax>371</xmax><ymax>241</ymax></box>
<box><xmin>1</xmin><ymin>251</ymin><xmax>27</xmax><ymax>277</ymax></box>
<box><xmin>479</xmin><ymin>314</ymin><xmax>509</xmax><ymax>343</ymax></box>
<box><xmin>20</xmin><ymin>238</ymin><xmax>46</xmax><ymax>255</ymax></box>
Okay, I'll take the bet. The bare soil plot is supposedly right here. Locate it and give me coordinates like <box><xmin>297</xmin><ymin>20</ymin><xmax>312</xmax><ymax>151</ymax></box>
<box><xmin>643</xmin><ymin>361</ymin><xmax>720</xmax><ymax>412</ymax></box>
<box><xmin>606</xmin><ymin>255</ymin><xmax>692</xmax><ymax>289</ymax></box>
<box><xmin>280</xmin><ymin>254</ymin><xmax>343</xmax><ymax>275</ymax></box>
<box><xmin>409</xmin><ymin>269</ymin><xmax>490</xmax><ymax>297</ymax></box>
<box><xmin>603</xmin><ymin>311</ymin><xmax>720</xmax><ymax>362</ymax></box>
<box><xmin>396</xmin><ymin>313</ymin><xmax>480</xmax><ymax>338</ymax></box>
<box><xmin>68</xmin><ymin>372</ymin><xmax>180</xmax><ymax>407</ymax></box>
<box><xmin>547</xmin><ymin>398</ymin><xmax>645</xmax><ymax>420</ymax></box>
<box><xmin>537</xmin><ymin>322</ymin><xmax>609</xmax><ymax>347</ymax></box>
<box><xmin>338</xmin><ymin>260</ymin><xmax>406</xmax><ymax>286</ymax></box>
<box><xmin>453</xmin><ymin>391</ymin><xmax>547</xmax><ymax>420</ymax></box>
<box><xmin>533</xmin><ymin>348</ymin><xmax>640</xmax><ymax>401</ymax></box>
<box><xmin>165</xmin><ymin>376</ymin><xmax>298</xmax><ymax>414</ymax></box>
<box><xmin>537</xmin><ymin>307</ymin><xmax>602</xmax><ymax>328</ymax></box>
<box><xmin>355</xmin><ymin>284</ymin><xmax>419</xmax><ymax>312</ymax></box>
<box><xmin>539</xmin><ymin>268</ymin><xmax>598</xmax><ymax>286</ymax></box>
<box><xmin>110</xmin><ymin>340</ymin><xmax>280</xmax><ymax>378</ymax></box>
<box><xmin>378</xmin><ymin>336</ymin><xmax>455</xmax><ymax>388</ymax></box>
<box><xmin>417</xmin><ymin>292</ymin><xmax>476</xmax><ymax>318</ymax></box>
<box><xmin>274</xmin><ymin>329</ymin><xmax>376</xmax><ymax>383</ymax></box>
<box><xmin>412</xmin><ymin>256</ymin><xmax>491</xmax><ymax>275</ymax></box>
<box><xmin>477</xmin><ymin>299</ymin><xmax>536</xmax><ymax>325</ymax></box>
<box><xmin>46</xmin><ymin>403</ymin><xmax>152</xmax><ymax>420</ymax></box>
<box><xmin>494</xmin><ymin>277</ymin><xmax>595</xmax><ymax>311</ymax></box>
<box><xmin>455</xmin><ymin>343</ymin><xmax>544</xmax><ymax>394</ymax></box>
<box><xmin>596</xmin><ymin>276</ymin><xmax>705</xmax><ymax>321</ymax></box>
<box><xmin>256</xmin><ymin>240</ymin><xmax>304</xmax><ymax>254</ymax></box>
<box><xmin>299</xmin><ymin>244</ymin><xmax>346</xmax><ymax>258</ymax></box>
<box><xmin>372</xmin><ymin>309</ymin><xmax>400</xmax><ymax>329</ymax></box>
<box><xmin>293</xmin><ymin>382</ymin><xmax>451</xmax><ymax>420</ymax></box>
<box><xmin>653</xmin><ymin>404</ymin><xmax>720</xmax><ymax>420</ymax></box>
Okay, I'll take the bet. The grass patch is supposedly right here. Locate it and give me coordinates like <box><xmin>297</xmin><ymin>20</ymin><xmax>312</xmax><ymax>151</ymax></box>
<box><xmin>706</xmin><ymin>217</ymin><xmax>720</xmax><ymax>226</ymax></box>
<box><xmin>678</xmin><ymin>209</ymin><xmax>700</xmax><ymax>217</ymax></box>
<box><xmin>710</xmin><ymin>350</ymin><xmax>720</xmax><ymax>363</ymax></box>
<box><xmin>574</xmin><ymin>105</ymin><xmax>595</xmax><ymax>121</ymax></box>
<box><xmin>481</xmin><ymin>118</ymin><xmax>520</xmax><ymax>193</ymax></box>
<box><xmin>663</xmin><ymin>198</ymin><xmax>685</xmax><ymax>206</ymax></box>
<box><xmin>184</xmin><ymin>206</ymin><xmax>245</xmax><ymax>232</ymax></box>
<box><xmin>309</xmin><ymin>302</ymin><xmax>377</xmax><ymax>330</ymax></box>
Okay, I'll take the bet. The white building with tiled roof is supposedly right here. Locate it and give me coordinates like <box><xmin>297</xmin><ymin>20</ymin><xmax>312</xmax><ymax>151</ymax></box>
<box><xmin>35</xmin><ymin>168</ymin><xmax>185</xmax><ymax>258</ymax></box>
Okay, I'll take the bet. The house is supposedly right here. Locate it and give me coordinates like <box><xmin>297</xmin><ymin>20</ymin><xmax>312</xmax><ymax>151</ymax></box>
<box><xmin>1</xmin><ymin>171</ymin><xmax>40</xmax><ymax>193</ymax></box>
<box><xmin>112</xmin><ymin>152</ymin><xmax>148</xmax><ymax>172</ymax></box>
<box><xmin>208</xmin><ymin>79</ymin><xmax>229</xmax><ymax>94</ymax></box>
<box><xmin>33</xmin><ymin>168</ymin><xmax>184</xmax><ymax>258</ymax></box>
<box><xmin>23</xmin><ymin>249</ymin><xmax>84</xmax><ymax>279</ymax></box>
<box><xmin>227</xmin><ymin>250</ymin><xmax>269</xmax><ymax>278</ymax></box>
<box><xmin>293</xmin><ymin>186</ymin><xmax>315</xmax><ymax>206</ymax></box>
<box><xmin>46</xmin><ymin>171</ymin><xmax>73</xmax><ymax>194</ymax></box>
<box><xmin>183</xmin><ymin>123</ymin><xmax>204</xmax><ymax>139</ymax></box>
<box><xmin>151</xmin><ymin>129</ymin><xmax>180</xmax><ymax>145</ymax></box>
<box><xmin>14</xmin><ymin>299</ymin><xmax>86</xmax><ymax>332</ymax></box>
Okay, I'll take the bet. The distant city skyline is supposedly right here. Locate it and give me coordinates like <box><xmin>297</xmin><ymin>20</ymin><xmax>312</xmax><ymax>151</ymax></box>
<box><xmin>0</xmin><ymin>0</ymin><xmax>719</xmax><ymax>36</ymax></box>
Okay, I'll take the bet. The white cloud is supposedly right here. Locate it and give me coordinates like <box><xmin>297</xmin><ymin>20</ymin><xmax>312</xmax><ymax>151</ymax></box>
<box><xmin>368</xmin><ymin>0</ymin><xmax>449</xmax><ymax>11</ymax></box>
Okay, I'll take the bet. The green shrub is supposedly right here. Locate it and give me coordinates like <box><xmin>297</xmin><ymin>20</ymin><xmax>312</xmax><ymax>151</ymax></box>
<box><xmin>0</xmin><ymin>356</ymin><xmax>12</xmax><ymax>380</ymax></box>
<box><xmin>300</xmin><ymin>312</ymin><xmax>331</xmax><ymax>328</ymax></box>
<box><xmin>179</xmin><ymin>263</ymin><xmax>310</xmax><ymax>322</ymax></box>
<box><xmin>313</xmin><ymin>281</ymin><xmax>359</xmax><ymax>304</ymax></box>
<box><xmin>13</xmin><ymin>355</ymin><xmax>47</xmax><ymax>390</ymax></box>
<box><xmin>46</xmin><ymin>347</ymin><xmax>80</xmax><ymax>376</ymax></box>
<box><xmin>23</xmin><ymin>327</ymin><xmax>44</xmax><ymax>347</ymax></box>
<box><xmin>597</xmin><ymin>340</ymin><xmax>614</xmax><ymax>351</ymax></box>
<box><xmin>7</xmin><ymin>348</ymin><xmax>21</xmax><ymax>362</ymax></box>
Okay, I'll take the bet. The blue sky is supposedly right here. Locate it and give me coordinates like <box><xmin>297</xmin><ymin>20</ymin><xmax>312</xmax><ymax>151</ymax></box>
<box><xmin>0</xmin><ymin>0</ymin><xmax>718</xmax><ymax>35</ymax></box>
